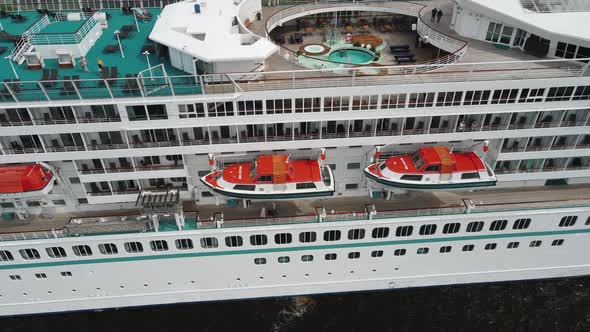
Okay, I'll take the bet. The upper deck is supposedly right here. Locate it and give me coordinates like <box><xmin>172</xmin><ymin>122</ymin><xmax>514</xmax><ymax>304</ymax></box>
<box><xmin>0</xmin><ymin>184</ymin><xmax>589</xmax><ymax>242</ymax></box>
<box><xmin>0</xmin><ymin>0</ymin><xmax>589</xmax><ymax>107</ymax></box>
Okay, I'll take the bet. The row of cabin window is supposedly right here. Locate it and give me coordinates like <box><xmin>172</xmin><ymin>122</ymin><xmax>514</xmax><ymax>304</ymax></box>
<box><xmin>1</xmin><ymin>239</ymin><xmax>195</xmax><ymax>261</ymax></box>
<box><xmin>180</xmin><ymin>85</ymin><xmax>590</xmax><ymax>118</ymax></box>
<box><xmin>1</xmin><ymin>215</ymin><xmax>582</xmax><ymax>262</ymax></box>
<box><xmin>253</xmin><ymin>238</ymin><xmax>566</xmax><ymax>264</ymax></box>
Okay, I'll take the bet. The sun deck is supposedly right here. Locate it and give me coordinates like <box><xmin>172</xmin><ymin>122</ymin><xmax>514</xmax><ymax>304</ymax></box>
<box><xmin>0</xmin><ymin>8</ymin><xmax>187</xmax><ymax>83</ymax></box>
<box><xmin>0</xmin><ymin>0</ymin><xmax>588</xmax><ymax>105</ymax></box>
<box><xmin>0</xmin><ymin>184</ymin><xmax>589</xmax><ymax>241</ymax></box>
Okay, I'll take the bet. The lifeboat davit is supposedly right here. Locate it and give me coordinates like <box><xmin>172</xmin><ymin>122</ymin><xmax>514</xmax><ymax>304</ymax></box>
<box><xmin>201</xmin><ymin>152</ymin><xmax>335</xmax><ymax>199</ymax></box>
<box><xmin>364</xmin><ymin>146</ymin><xmax>497</xmax><ymax>190</ymax></box>
<box><xmin>0</xmin><ymin>163</ymin><xmax>54</xmax><ymax>198</ymax></box>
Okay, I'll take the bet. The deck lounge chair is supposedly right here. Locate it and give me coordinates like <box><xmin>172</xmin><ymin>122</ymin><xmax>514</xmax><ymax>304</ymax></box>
<box><xmin>140</xmin><ymin>44</ymin><xmax>156</xmax><ymax>54</ymax></box>
<box><xmin>103</xmin><ymin>45</ymin><xmax>118</xmax><ymax>54</ymax></box>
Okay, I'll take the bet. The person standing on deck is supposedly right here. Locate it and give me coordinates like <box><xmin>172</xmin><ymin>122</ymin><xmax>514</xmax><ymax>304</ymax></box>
<box><xmin>437</xmin><ymin>10</ymin><xmax>443</xmax><ymax>23</ymax></box>
<box><xmin>97</xmin><ymin>58</ymin><xmax>105</xmax><ymax>74</ymax></box>
<box><xmin>431</xmin><ymin>8</ymin><xmax>437</xmax><ymax>23</ymax></box>
<box><xmin>79</xmin><ymin>56</ymin><xmax>88</xmax><ymax>72</ymax></box>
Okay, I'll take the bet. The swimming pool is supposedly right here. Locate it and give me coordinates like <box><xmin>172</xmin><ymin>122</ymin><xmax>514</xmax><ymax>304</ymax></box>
<box><xmin>328</xmin><ymin>48</ymin><xmax>374</xmax><ymax>64</ymax></box>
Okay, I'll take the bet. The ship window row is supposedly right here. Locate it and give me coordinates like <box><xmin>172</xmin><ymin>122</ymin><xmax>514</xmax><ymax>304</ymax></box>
<box><xmin>177</xmin><ymin>85</ymin><xmax>590</xmax><ymax>119</ymax></box>
<box><xmin>2</xmin><ymin>215</ymin><xmax>584</xmax><ymax>262</ymax></box>
<box><xmin>501</xmin><ymin>135</ymin><xmax>589</xmax><ymax>153</ymax></box>
<box><xmin>3</xmin><ymin>84</ymin><xmax>590</xmax><ymax>129</ymax></box>
<box><xmin>495</xmin><ymin>156</ymin><xmax>590</xmax><ymax>175</ymax></box>
<box><xmin>251</xmin><ymin>238</ymin><xmax>567</xmax><ymax>265</ymax></box>
<box><xmin>3</xmin><ymin>112</ymin><xmax>589</xmax><ymax>156</ymax></box>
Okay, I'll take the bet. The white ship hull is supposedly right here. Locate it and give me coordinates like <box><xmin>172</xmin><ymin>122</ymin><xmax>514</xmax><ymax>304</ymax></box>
<box><xmin>0</xmin><ymin>203</ymin><xmax>588</xmax><ymax>316</ymax></box>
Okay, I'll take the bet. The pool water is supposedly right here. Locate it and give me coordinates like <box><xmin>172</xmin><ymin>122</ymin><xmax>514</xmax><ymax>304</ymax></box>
<box><xmin>328</xmin><ymin>48</ymin><xmax>374</xmax><ymax>64</ymax></box>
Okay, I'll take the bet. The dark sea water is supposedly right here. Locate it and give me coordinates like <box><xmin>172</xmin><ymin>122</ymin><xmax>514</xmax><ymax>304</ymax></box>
<box><xmin>2</xmin><ymin>277</ymin><xmax>590</xmax><ymax>332</ymax></box>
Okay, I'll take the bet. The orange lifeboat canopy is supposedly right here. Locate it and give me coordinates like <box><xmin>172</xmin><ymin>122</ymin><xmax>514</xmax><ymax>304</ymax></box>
<box><xmin>0</xmin><ymin>164</ymin><xmax>53</xmax><ymax>194</ymax></box>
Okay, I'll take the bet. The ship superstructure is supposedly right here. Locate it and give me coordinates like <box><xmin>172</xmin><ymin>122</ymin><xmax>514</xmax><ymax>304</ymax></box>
<box><xmin>0</xmin><ymin>0</ymin><xmax>588</xmax><ymax>316</ymax></box>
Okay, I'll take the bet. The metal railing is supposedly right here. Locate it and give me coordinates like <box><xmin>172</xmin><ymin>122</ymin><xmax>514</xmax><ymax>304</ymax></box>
<box><xmin>0</xmin><ymin>229</ymin><xmax>64</xmax><ymax>242</ymax></box>
<box><xmin>1</xmin><ymin>58</ymin><xmax>589</xmax><ymax>105</ymax></box>
<box><xmin>30</xmin><ymin>15</ymin><xmax>99</xmax><ymax>45</ymax></box>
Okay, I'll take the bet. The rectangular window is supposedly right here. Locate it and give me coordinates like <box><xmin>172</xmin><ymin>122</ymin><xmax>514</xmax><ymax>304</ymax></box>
<box><xmin>150</xmin><ymin>240</ymin><xmax>169</xmax><ymax>252</ymax></box>
<box><xmin>436</xmin><ymin>91</ymin><xmax>463</xmax><ymax>107</ymax></box>
<box><xmin>26</xmin><ymin>200</ymin><xmax>41</xmax><ymax>207</ymax></box>
<box><xmin>301</xmin><ymin>254</ymin><xmax>314</xmax><ymax>262</ymax></box>
<box><xmin>345</xmin><ymin>183</ymin><xmax>359</xmax><ymax>190</ymax></box>
<box><xmin>546</xmin><ymin>86</ymin><xmax>575</xmax><ymax>102</ymax></box>
<box><xmin>573</xmin><ymin>86</ymin><xmax>590</xmax><ymax>101</ymax></box>
<box><xmin>381</xmin><ymin>94</ymin><xmax>407</xmax><ymax>109</ymax></box>
<box><xmin>371</xmin><ymin>250</ymin><xmax>383</xmax><ymax>257</ymax></box>
<box><xmin>19</xmin><ymin>248</ymin><xmax>40</xmax><ymax>260</ymax></box>
<box><xmin>69</xmin><ymin>177</ymin><xmax>81</xmax><ymax>184</ymax></box>
<box><xmin>393</xmin><ymin>248</ymin><xmax>406</xmax><ymax>256</ymax></box>
<box><xmin>0</xmin><ymin>250</ymin><xmax>14</xmax><ymax>262</ymax></box>
<box><xmin>529</xmin><ymin>240</ymin><xmax>542</xmax><ymax>247</ymax></box>
<box><xmin>277</xmin><ymin>256</ymin><xmax>290</xmax><ymax>263</ymax></box>
<box><xmin>52</xmin><ymin>199</ymin><xmax>66</xmax><ymax>206</ymax></box>
<box><xmin>491</xmin><ymin>89</ymin><xmax>519</xmax><ymax>104</ymax></box>
<box><xmin>395</xmin><ymin>226</ymin><xmax>413</xmax><ymax>237</ymax></box>
<box><xmin>9</xmin><ymin>275</ymin><xmax>22</xmax><ymax>280</ymax></box>
<box><xmin>417</xmin><ymin>247</ymin><xmax>429</xmax><ymax>255</ymax></box>
<box><xmin>507</xmin><ymin>241</ymin><xmax>520</xmax><ymax>249</ymax></box>
<box><xmin>324</xmin><ymin>230</ymin><xmax>341</xmax><ymax>241</ymax></box>
<box><xmin>419</xmin><ymin>224</ymin><xmax>437</xmax><ymax>235</ymax></box>
<box><xmin>98</xmin><ymin>243</ymin><xmax>118</xmax><ymax>255</ymax></box>
<box><xmin>200</xmin><ymin>237</ymin><xmax>219</xmax><ymax>248</ymax></box>
<box><xmin>466</xmin><ymin>221</ymin><xmax>484</xmax><ymax>232</ymax></box>
<box><xmin>489</xmin><ymin>219</ymin><xmax>508</xmax><ymax>231</ymax></box>
<box><xmin>323</xmin><ymin>96</ymin><xmax>350</xmax><ymax>112</ymax></box>
<box><xmin>254</xmin><ymin>257</ymin><xmax>267</xmax><ymax>265</ymax></box>
<box><xmin>347</xmin><ymin>163</ymin><xmax>361</xmax><ymax>170</ymax></box>
<box><xmin>551</xmin><ymin>239</ymin><xmax>564</xmax><ymax>246</ymax></box>
<box><xmin>348</xmin><ymin>229</ymin><xmax>365</xmax><ymax>240</ymax></box>
<box><xmin>60</xmin><ymin>271</ymin><xmax>72</xmax><ymax>277</ymax></box>
<box><xmin>351</xmin><ymin>95</ymin><xmax>378</xmax><ymax>111</ymax></box>
<box><xmin>484</xmin><ymin>243</ymin><xmax>497</xmax><ymax>250</ymax></box>
<box><xmin>225</xmin><ymin>236</ymin><xmax>243</xmax><ymax>247</ymax></box>
<box><xmin>371</xmin><ymin>227</ymin><xmax>389</xmax><ymax>238</ymax></box>
<box><xmin>237</xmin><ymin>100</ymin><xmax>263</xmax><ymax>116</ymax></box>
<box><xmin>439</xmin><ymin>246</ymin><xmax>451</xmax><ymax>253</ymax></box>
<box><xmin>124</xmin><ymin>241</ymin><xmax>144</xmax><ymax>253</ymax></box>
<box><xmin>408</xmin><ymin>92</ymin><xmax>435</xmax><ymax>108</ymax></box>
<box><xmin>463</xmin><ymin>90</ymin><xmax>490</xmax><ymax>106</ymax></box>
<box><xmin>325</xmin><ymin>253</ymin><xmax>337</xmax><ymax>260</ymax></box>
<box><xmin>299</xmin><ymin>231</ymin><xmax>317</xmax><ymax>243</ymax></box>
<box><xmin>513</xmin><ymin>218</ymin><xmax>531</xmax><ymax>230</ymax></box>
<box><xmin>518</xmin><ymin>88</ymin><xmax>545</xmax><ymax>103</ymax></box>
<box><xmin>274</xmin><ymin>233</ymin><xmax>292</xmax><ymax>244</ymax></box>
<box><xmin>559</xmin><ymin>216</ymin><xmax>577</xmax><ymax>227</ymax></box>
<box><xmin>348</xmin><ymin>252</ymin><xmax>360</xmax><ymax>259</ymax></box>
<box><xmin>35</xmin><ymin>273</ymin><xmax>47</xmax><ymax>279</ymax></box>
<box><xmin>462</xmin><ymin>244</ymin><xmax>475</xmax><ymax>252</ymax></box>
<box><xmin>250</xmin><ymin>234</ymin><xmax>268</xmax><ymax>246</ymax></box>
<box><xmin>175</xmin><ymin>239</ymin><xmax>194</xmax><ymax>250</ymax></box>
<box><xmin>442</xmin><ymin>223</ymin><xmax>460</xmax><ymax>234</ymax></box>
<box><xmin>46</xmin><ymin>247</ymin><xmax>67</xmax><ymax>258</ymax></box>
<box><xmin>72</xmin><ymin>245</ymin><xmax>92</xmax><ymax>256</ymax></box>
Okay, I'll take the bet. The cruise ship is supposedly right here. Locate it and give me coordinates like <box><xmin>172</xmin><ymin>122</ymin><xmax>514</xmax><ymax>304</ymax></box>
<box><xmin>0</xmin><ymin>0</ymin><xmax>589</xmax><ymax>316</ymax></box>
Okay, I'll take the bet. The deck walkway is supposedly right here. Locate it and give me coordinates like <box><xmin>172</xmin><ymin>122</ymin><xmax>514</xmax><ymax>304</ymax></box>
<box><xmin>1</xmin><ymin>184</ymin><xmax>588</xmax><ymax>236</ymax></box>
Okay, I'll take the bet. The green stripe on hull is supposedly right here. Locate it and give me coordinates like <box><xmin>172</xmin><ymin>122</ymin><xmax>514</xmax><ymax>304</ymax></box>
<box><xmin>364</xmin><ymin>170</ymin><xmax>497</xmax><ymax>190</ymax></box>
<box><xmin>1</xmin><ymin>228</ymin><xmax>589</xmax><ymax>270</ymax></box>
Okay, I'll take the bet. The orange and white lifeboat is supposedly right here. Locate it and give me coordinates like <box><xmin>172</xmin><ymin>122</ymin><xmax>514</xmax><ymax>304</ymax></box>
<box><xmin>364</xmin><ymin>146</ymin><xmax>496</xmax><ymax>190</ymax></box>
<box><xmin>201</xmin><ymin>150</ymin><xmax>334</xmax><ymax>199</ymax></box>
<box><xmin>0</xmin><ymin>163</ymin><xmax>54</xmax><ymax>198</ymax></box>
